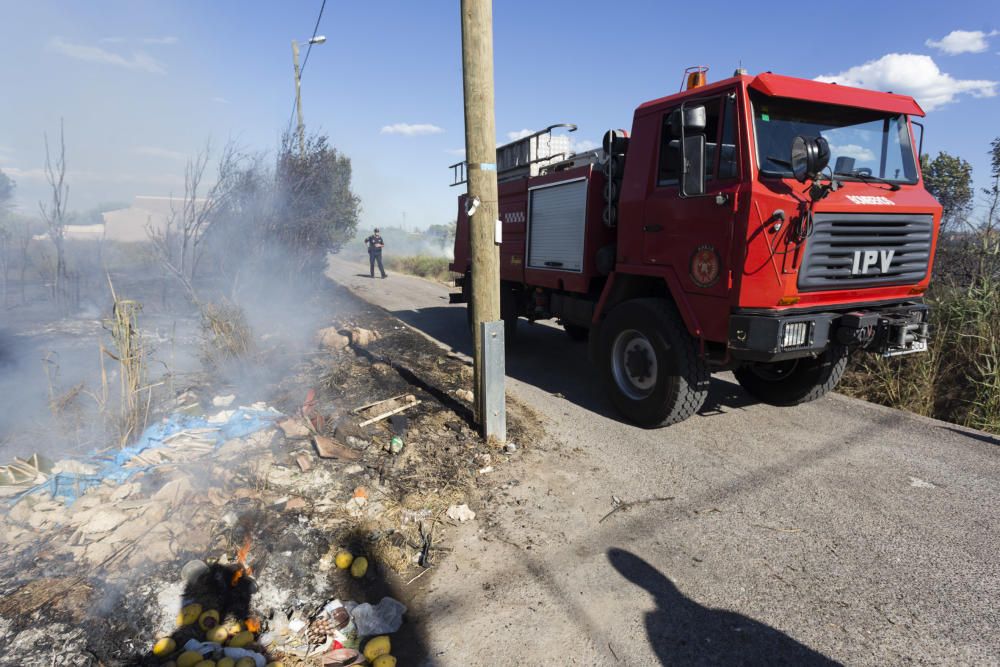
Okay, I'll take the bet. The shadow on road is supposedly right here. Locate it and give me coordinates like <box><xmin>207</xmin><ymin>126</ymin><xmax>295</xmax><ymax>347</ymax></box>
<box><xmin>386</xmin><ymin>304</ymin><xmax>755</xmax><ymax>423</ymax></box>
<box><xmin>607</xmin><ymin>548</ymin><xmax>841</xmax><ymax>666</ymax></box>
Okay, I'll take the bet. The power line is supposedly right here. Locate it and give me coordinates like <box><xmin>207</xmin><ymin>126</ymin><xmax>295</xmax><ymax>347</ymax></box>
<box><xmin>286</xmin><ymin>0</ymin><xmax>328</xmax><ymax>134</ymax></box>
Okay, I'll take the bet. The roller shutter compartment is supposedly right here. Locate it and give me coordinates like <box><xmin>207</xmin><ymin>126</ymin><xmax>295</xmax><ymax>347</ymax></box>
<box><xmin>527</xmin><ymin>178</ymin><xmax>588</xmax><ymax>273</ymax></box>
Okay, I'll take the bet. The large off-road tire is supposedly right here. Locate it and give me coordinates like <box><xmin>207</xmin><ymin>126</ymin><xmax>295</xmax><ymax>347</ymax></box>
<box><xmin>733</xmin><ymin>346</ymin><xmax>849</xmax><ymax>406</ymax></box>
<box><xmin>599</xmin><ymin>298</ymin><xmax>710</xmax><ymax>428</ymax></box>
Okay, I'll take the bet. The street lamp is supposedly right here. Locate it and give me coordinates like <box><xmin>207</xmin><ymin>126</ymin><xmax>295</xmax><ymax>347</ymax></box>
<box><xmin>291</xmin><ymin>35</ymin><xmax>326</xmax><ymax>155</ymax></box>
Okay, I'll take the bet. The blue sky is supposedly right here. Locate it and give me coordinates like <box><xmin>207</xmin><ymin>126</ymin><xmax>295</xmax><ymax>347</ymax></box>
<box><xmin>1</xmin><ymin>0</ymin><xmax>997</xmax><ymax>229</ymax></box>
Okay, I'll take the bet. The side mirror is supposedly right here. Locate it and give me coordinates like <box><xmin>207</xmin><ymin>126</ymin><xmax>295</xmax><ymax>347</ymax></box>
<box><xmin>669</xmin><ymin>105</ymin><xmax>707</xmax><ymax>136</ymax></box>
<box><xmin>791</xmin><ymin>135</ymin><xmax>831</xmax><ymax>183</ymax></box>
<box><xmin>681</xmin><ymin>134</ymin><xmax>705</xmax><ymax>196</ymax></box>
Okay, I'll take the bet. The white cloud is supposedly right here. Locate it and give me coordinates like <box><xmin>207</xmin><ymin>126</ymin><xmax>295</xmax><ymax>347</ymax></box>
<box><xmin>380</xmin><ymin>123</ymin><xmax>443</xmax><ymax>136</ymax></box>
<box><xmin>47</xmin><ymin>37</ymin><xmax>166</xmax><ymax>74</ymax></box>
<box><xmin>134</xmin><ymin>146</ymin><xmax>186</xmax><ymax>161</ymax></box>
<box><xmin>827</xmin><ymin>143</ymin><xmax>876</xmax><ymax>162</ymax></box>
<box><xmin>926</xmin><ymin>29</ymin><xmax>998</xmax><ymax>55</ymax></box>
<box><xmin>101</xmin><ymin>35</ymin><xmax>178</xmax><ymax>46</ymax></box>
<box><xmin>506</xmin><ymin>129</ymin><xmax>534</xmax><ymax>141</ymax></box>
<box><xmin>815</xmin><ymin>53</ymin><xmax>996</xmax><ymax>111</ymax></box>
<box><xmin>570</xmin><ymin>138</ymin><xmax>599</xmax><ymax>153</ymax></box>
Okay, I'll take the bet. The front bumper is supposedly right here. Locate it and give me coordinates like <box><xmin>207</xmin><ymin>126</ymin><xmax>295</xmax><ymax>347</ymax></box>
<box><xmin>728</xmin><ymin>302</ymin><xmax>930</xmax><ymax>362</ymax></box>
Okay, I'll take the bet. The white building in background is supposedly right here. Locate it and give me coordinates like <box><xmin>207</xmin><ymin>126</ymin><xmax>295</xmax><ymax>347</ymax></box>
<box><xmin>102</xmin><ymin>195</ymin><xmax>209</xmax><ymax>242</ymax></box>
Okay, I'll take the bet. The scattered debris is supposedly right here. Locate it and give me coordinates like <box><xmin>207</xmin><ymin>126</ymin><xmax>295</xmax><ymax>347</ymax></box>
<box><xmin>278</xmin><ymin>416</ymin><xmax>312</xmax><ymax>439</ymax></box>
<box><xmin>446</xmin><ymin>504</ymin><xmax>476</xmax><ymax>523</ymax></box>
<box><xmin>454</xmin><ymin>388</ymin><xmax>474</xmax><ymax>403</ymax></box>
<box><xmin>314</xmin><ymin>434</ymin><xmax>363</xmax><ymax>461</ymax></box>
<box><xmin>354</xmin><ymin>394</ymin><xmax>421</xmax><ymax>428</ymax></box>
<box><xmin>344</xmin><ymin>327</ymin><xmax>381</xmax><ymax>347</ymax></box>
<box><xmin>349</xmin><ymin>597</ymin><xmax>407</xmax><ymax>636</ymax></box>
<box><xmin>212</xmin><ymin>393</ymin><xmax>236</xmax><ymax>407</ymax></box>
<box><xmin>599</xmin><ymin>495</ymin><xmax>675</xmax><ymax>523</ymax></box>
<box><xmin>317</xmin><ymin>326</ymin><xmax>351</xmax><ymax>350</ymax></box>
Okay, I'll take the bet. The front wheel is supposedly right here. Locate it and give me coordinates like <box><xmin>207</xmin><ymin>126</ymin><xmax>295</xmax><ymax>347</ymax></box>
<box><xmin>599</xmin><ymin>299</ymin><xmax>709</xmax><ymax>427</ymax></box>
<box><xmin>733</xmin><ymin>347</ymin><xmax>849</xmax><ymax>406</ymax></box>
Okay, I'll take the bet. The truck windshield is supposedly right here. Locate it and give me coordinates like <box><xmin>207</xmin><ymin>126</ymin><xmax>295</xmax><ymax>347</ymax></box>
<box><xmin>751</xmin><ymin>91</ymin><xmax>918</xmax><ymax>184</ymax></box>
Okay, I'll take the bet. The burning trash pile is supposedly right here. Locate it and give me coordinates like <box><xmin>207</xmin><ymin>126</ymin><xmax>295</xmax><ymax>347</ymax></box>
<box><xmin>0</xmin><ymin>286</ymin><xmax>538</xmax><ymax>665</ymax></box>
<box><xmin>143</xmin><ymin>540</ymin><xmax>406</xmax><ymax>666</ymax></box>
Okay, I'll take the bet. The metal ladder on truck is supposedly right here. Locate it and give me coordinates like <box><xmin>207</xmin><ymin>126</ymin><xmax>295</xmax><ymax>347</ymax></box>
<box><xmin>449</xmin><ymin>123</ymin><xmax>578</xmax><ymax>186</ymax></box>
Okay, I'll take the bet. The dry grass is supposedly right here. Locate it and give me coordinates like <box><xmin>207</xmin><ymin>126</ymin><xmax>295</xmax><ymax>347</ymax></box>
<box><xmin>106</xmin><ymin>295</ymin><xmax>147</xmax><ymax>445</ymax></box>
<box><xmin>841</xmin><ymin>276</ymin><xmax>1000</xmax><ymax>435</ymax></box>
<box><xmin>383</xmin><ymin>255</ymin><xmax>456</xmax><ymax>283</ymax></box>
<box><xmin>200</xmin><ymin>299</ymin><xmax>255</xmax><ymax>368</ymax></box>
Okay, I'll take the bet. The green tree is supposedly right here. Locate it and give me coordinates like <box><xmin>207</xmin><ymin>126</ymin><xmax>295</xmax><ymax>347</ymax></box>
<box><xmin>274</xmin><ymin>132</ymin><xmax>360</xmax><ymax>277</ymax></box>
<box><xmin>921</xmin><ymin>152</ymin><xmax>973</xmax><ymax>233</ymax></box>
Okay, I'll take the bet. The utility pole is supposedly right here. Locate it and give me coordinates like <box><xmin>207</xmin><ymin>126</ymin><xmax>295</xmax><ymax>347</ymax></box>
<box><xmin>460</xmin><ymin>0</ymin><xmax>504</xmax><ymax>441</ymax></box>
<box><xmin>291</xmin><ymin>39</ymin><xmax>306</xmax><ymax>157</ymax></box>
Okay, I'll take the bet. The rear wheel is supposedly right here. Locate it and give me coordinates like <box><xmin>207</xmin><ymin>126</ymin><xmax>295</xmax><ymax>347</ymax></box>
<box><xmin>500</xmin><ymin>283</ymin><xmax>519</xmax><ymax>344</ymax></box>
<box><xmin>733</xmin><ymin>347</ymin><xmax>848</xmax><ymax>406</ymax></box>
<box><xmin>599</xmin><ymin>299</ymin><xmax>709</xmax><ymax>427</ymax></box>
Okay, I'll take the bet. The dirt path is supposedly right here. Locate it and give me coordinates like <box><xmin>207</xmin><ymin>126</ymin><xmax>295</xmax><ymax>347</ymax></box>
<box><xmin>328</xmin><ymin>256</ymin><xmax>1000</xmax><ymax>666</ymax></box>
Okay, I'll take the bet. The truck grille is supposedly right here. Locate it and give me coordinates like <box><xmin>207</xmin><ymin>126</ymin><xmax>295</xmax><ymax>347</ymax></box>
<box><xmin>798</xmin><ymin>213</ymin><xmax>934</xmax><ymax>291</ymax></box>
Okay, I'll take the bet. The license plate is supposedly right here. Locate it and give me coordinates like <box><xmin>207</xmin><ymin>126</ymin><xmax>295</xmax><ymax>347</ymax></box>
<box><xmin>883</xmin><ymin>339</ymin><xmax>928</xmax><ymax>357</ymax></box>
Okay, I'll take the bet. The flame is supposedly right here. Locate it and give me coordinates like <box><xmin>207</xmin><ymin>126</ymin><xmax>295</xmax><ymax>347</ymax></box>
<box><xmin>245</xmin><ymin>617</ymin><xmax>261</xmax><ymax>633</ymax></box>
<box><xmin>231</xmin><ymin>537</ymin><xmax>253</xmax><ymax>587</ymax></box>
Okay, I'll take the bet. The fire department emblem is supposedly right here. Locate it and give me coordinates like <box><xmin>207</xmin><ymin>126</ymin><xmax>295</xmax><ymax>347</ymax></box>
<box><xmin>690</xmin><ymin>245</ymin><xmax>721</xmax><ymax>288</ymax></box>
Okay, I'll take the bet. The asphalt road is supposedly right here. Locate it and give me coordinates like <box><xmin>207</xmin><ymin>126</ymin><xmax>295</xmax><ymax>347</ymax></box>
<box><xmin>327</xmin><ymin>257</ymin><xmax>1000</xmax><ymax>666</ymax></box>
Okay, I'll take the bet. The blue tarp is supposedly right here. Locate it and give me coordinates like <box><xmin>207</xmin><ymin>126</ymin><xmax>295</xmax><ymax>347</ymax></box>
<box><xmin>12</xmin><ymin>406</ymin><xmax>282</xmax><ymax>506</ymax></box>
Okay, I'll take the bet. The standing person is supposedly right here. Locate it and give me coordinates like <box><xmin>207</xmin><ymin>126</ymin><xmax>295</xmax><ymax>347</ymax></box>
<box><xmin>364</xmin><ymin>228</ymin><xmax>387</xmax><ymax>278</ymax></box>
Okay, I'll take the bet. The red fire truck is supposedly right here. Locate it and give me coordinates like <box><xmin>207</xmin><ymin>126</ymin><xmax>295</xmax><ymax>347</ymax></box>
<box><xmin>449</xmin><ymin>69</ymin><xmax>940</xmax><ymax>427</ymax></box>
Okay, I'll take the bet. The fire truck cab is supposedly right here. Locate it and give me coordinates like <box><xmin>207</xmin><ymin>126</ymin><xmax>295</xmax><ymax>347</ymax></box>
<box><xmin>450</xmin><ymin>70</ymin><xmax>940</xmax><ymax>428</ymax></box>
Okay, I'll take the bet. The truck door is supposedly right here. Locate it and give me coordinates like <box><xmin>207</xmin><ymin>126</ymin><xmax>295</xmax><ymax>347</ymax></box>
<box><xmin>641</xmin><ymin>91</ymin><xmax>741</xmax><ymax>299</ymax></box>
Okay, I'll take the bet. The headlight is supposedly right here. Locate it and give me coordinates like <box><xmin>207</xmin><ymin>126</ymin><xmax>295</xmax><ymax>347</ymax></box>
<box><xmin>781</xmin><ymin>321</ymin><xmax>811</xmax><ymax>349</ymax></box>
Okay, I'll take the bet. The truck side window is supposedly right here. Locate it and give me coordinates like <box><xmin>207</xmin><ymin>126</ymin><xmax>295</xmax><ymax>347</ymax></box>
<box><xmin>657</xmin><ymin>95</ymin><xmax>736</xmax><ymax>188</ymax></box>
<box><xmin>657</xmin><ymin>112</ymin><xmax>681</xmax><ymax>186</ymax></box>
<box><xmin>718</xmin><ymin>94</ymin><xmax>738</xmax><ymax>179</ymax></box>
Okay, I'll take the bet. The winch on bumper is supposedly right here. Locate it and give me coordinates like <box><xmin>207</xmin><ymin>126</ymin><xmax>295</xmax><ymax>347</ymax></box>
<box><xmin>728</xmin><ymin>303</ymin><xmax>930</xmax><ymax>362</ymax></box>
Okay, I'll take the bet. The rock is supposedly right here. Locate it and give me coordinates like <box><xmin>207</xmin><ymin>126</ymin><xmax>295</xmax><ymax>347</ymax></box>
<box><xmin>207</xmin><ymin>409</ymin><xmax>235</xmax><ymax>424</ymax></box>
<box><xmin>152</xmin><ymin>477</ymin><xmax>194</xmax><ymax>504</ymax></box>
<box><xmin>80</xmin><ymin>509</ymin><xmax>129</xmax><ymax>534</ymax></box>
<box><xmin>454</xmin><ymin>389</ymin><xmax>474</xmax><ymax>403</ymax></box>
<box><xmin>505</xmin><ymin>442</ymin><xmax>517</xmax><ymax>453</ymax></box>
<box><xmin>278</xmin><ymin>417</ymin><xmax>312</xmax><ymax>439</ymax></box>
<box><xmin>212</xmin><ymin>394</ymin><xmax>236</xmax><ymax>407</ymax></box>
<box><xmin>344</xmin><ymin>464</ymin><xmax>364</xmax><ymax>475</ymax></box>
<box><xmin>447</xmin><ymin>504</ymin><xmax>476</xmax><ymax>522</ymax></box>
<box><xmin>345</xmin><ymin>327</ymin><xmax>380</xmax><ymax>347</ymax></box>
<box><xmin>105</xmin><ymin>518</ymin><xmax>149</xmax><ymax>544</ymax></box>
<box><xmin>110</xmin><ymin>482</ymin><xmax>140</xmax><ymax>502</ymax></box>
<box><xmin>284</xmin><ymin>497</ymin><xmax>307</xmax><ymax>511</ymax></box>
<box><xmin>51</xmin><ymin>459</ymin><xmax>98</xmax><ymax>475</ymax></box>
<box><xmin>317</xmin><ymin>327</ymin><xmax>351</xmax><ymax>350</ymax></box>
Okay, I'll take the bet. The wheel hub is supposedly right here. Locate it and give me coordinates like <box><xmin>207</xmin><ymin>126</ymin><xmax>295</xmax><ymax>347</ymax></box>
<box><xmin>612</xmin><ymin>329</ymin><xmax>658</xmax><ymax>400</ymax></box>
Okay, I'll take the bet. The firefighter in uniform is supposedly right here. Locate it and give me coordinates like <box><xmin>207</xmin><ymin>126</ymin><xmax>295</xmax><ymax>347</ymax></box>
<box><xmin>364</xmin><ymin>228</ymin><xmax>387</xmax><ymax>278</ymax></box>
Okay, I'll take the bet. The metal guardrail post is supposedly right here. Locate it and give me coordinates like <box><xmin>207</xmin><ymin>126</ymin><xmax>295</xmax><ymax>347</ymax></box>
<box><xmin>480</xmin><ymin>319</ymin><xmax>506</xmax><ymax>443</ymax></box>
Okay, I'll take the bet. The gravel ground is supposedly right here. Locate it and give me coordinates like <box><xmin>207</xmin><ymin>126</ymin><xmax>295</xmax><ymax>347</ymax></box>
<box><xmin>328</xmin><ymin>256</ymin><xmax>1000</xmax><ymax>666</ymax></box>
